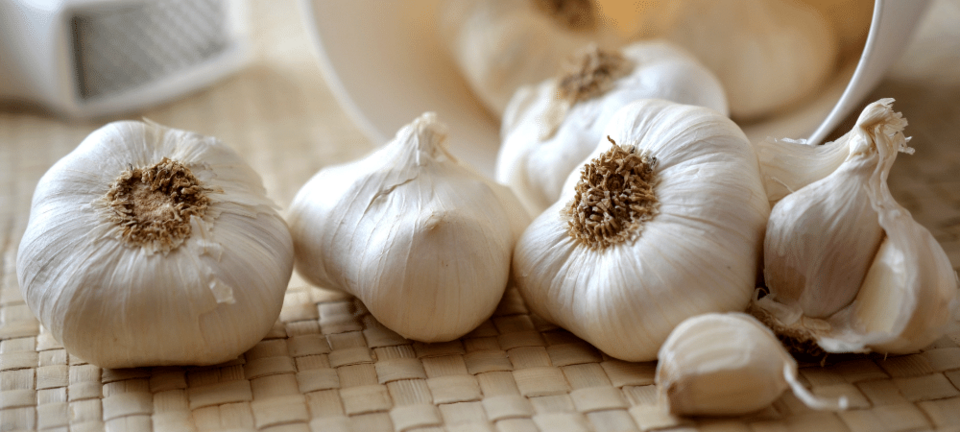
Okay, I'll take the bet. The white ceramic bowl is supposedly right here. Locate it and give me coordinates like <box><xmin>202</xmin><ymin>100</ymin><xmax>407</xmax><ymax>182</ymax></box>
<box><xmin>299</xmin><ymin>0</ymin><xmax>929</xmax><ymax>177</ymax></box>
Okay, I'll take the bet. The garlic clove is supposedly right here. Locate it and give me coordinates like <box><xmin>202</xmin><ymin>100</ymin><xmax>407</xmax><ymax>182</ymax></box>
<box><xmin>497</xmin><ymin>40</ymin><xmax>727</xmax><ymax>215</ymax></box>
<box><xmin>289</xmin><ymin>113</ymin><xmax>530</xmax><ymax>343</ymax></box>
<box><xmin>762</xmin><ymin>151</ymin><xmax>885</xmax><ymax>318</ymax></box>
<box><xmin>16</xmin><ymin>120</ymin><xmax>294</xmax><ymax>368</ymax></box>
<box><xmin>754</xmin><ymin>98</ymin><xmax>959</xmax><ymax>355</ymax></box>
<box><xmin>657</xmin><ymin>312</ymin><xmax>846</xmax><ymax>416</ymax></box>
<box><xmin>805</xmin><ymin>186</ymin><xmax>957</xmax><ymax>354</ymax></box>
<box><xmin>513</xmin><ymin>99</ymin><xmax>769</xmax><ymax>362</ymax></box>
<box><xmin>756</xmin><ymin>135</ymin><xmax>851</xmax><ymax>206</ymax></box>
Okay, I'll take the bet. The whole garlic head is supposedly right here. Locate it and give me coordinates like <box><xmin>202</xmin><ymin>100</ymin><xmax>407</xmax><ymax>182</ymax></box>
<box><xmin>664</xmin><ymin>0</ymin><xmax>837</xmax><ymax>121</ymax></box>
<box><xmin>497</xmin><ymin>41</ymin><xmax>727</xmax><ymax>215</ymax></box>
<box><xmin>755</xmin><ymin>99</ymin><xmax>959</xmax><ymax>355</ymax></box>
<box><xmin>16</xmin><ymin>121</ymin><xmax>294</xmax><ymax>369</ymax></box>
<box><xmin>657</xmin><ymin>313</ymin><xmax>847</xmax><ymax>416</ymax></box>
<box><xmin>288</xmin><ymin>113</ymin><xmax>530</xmax><ymax>343</ymax></box>
<box><xmin>439</xmin><ymin>0</ymin><xmax>617</xmax><ymax>117</ymax></box>
<box><xmin>513</xmin><ymin>99</ymin><xmax>770</xmax><ymax>362</ymax></box>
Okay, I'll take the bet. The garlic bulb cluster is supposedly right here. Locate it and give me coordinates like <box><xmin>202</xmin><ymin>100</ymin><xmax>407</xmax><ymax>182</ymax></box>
<box><xmin>288</xmin><ymin>113</ymin><xmax>530</xmax><ymax>343</ymax></box>
<box><xmin>513</xmin><ymin>99</ymin><xmax>770</xmax><ymax>362</ymax></box>
<box><xmin>657</xmin><ymin>313</ymin><xmax>847</xmax><ymax>416</ymax></box>
<box><xmin>17</xmin><ymin>121</ymin><xmax>294</xmax><ymax>369</ymax></box>
<box><xmin>755</xmin><ymin>99</ymin><xmax>959</xmax><ymax>354</ymax></box>
<box><xmin>497</xmin><ymin>41</ymin><xmax>727</xmax><ymax>215</ymax></box>
<box><xmin>664</xmin><ymin>0</ymin><xmax>837</xmax><ymax>121</ymax></box>
<box><xmin>439</xmin><ymin>0</ymin><xmax>617</xmax><ymax>117</ymax></box>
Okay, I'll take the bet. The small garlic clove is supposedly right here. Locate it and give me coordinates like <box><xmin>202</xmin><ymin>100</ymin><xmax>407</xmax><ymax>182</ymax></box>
<box><xmin>289</xmin><ymin>113</ymin><xmax>531</xmax><ymax>343</ymax></box>
<box><xmin>811</xmin><ymin>190</ymin><xmax>958</xmax><ymax>354</ymax></box>
<box><xmin>657</xmin><ymin>313</ymin><xmax>847</xmax><ymax>417</ymax></box>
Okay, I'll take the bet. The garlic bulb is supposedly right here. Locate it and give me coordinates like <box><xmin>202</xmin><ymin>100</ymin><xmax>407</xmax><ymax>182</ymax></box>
<box><xmin>664</xmin><ymin>0</ymin><xmax>837</xmax><ymax>121</ymax></box>
<box><xmin>16</xmin><ymin>121</ymin><xmax>294</xmax><ymax>369</ymax></box>
<box><xmin>657</xmin><ymin>313</ymin><xmax>847</xmax><ymax>416</ymax></box>
<box><xmin>288</xmin><ymin>113</ymin><xmax>530</xmax><ymax>343</ymax></box>
<box><xmin>439</xmin><ymin>0</ymin><xmax>617</xmax><ymax>117</ymax></box>
<box><xmin>497</xmin><ymin>41</ymin><xmax>728</xmax><ymax>215</ymax></box>
<box><xmin>756</xmin><ymin>99</ymin><xmax>959</xmax><ymax>354</ymax></box>
<box><xmin>512</xmin><ymin>99</ymin><xmax>770</xmax><ymax>362</ymax></box>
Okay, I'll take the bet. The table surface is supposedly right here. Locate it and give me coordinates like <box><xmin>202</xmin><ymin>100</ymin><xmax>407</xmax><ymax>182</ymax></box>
<box><xmin>2</xmin><ymin>1</ymin><xmax>960</xmax><ymax>431</ymax></box>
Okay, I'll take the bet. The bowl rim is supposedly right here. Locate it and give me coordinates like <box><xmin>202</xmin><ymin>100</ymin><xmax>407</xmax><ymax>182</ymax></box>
<box><xmin>298</xmin><ymin>0</ymin><xmax>931</xmax><ymax>174</ymax></box>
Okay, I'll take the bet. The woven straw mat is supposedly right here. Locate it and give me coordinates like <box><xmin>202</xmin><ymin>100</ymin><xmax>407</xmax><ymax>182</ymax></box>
<box><xmin>3</xmin><ymin>1</ymin><xmax>960</xmax><ymax>431</ymax></box>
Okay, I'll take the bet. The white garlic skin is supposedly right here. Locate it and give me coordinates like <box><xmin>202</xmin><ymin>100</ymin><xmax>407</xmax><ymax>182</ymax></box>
<box><xmin>497</xmin><ymin>40</ymin><xmax>728</xmax><ymax>215</ymax></box>
<box><xmin>289</xmin><ymin>113</ymin><xmax>530</xmax><ymax>343</ymax></box>
<box><xmin>665</xmin><ymin>0</ymin><xmax>837</xmax><ymax>121</ymax></box>
<box><xmin>763</xmin><ymin>154</ymin><xmax>884</xmax><ymax>318</ymax></box>
<box><xmin>756</xmin><ymin>99</ymin><xmax>959</xmax><ymax>355</ymax></box>
<box><xmin>513</xmin><ymin>100</ymin><xmax>769</xmax><ymax>362</ymax></box>
<box><xmin>656</xmin><ymin>313</ymin><xmax>795</xmax><ymax>416</ymax></box>
<box><xmin>16</xmin><ymin>121</ymin><xmax>294</xmax><ymax>369</ymax></box>
<box><xmin>439</xmin><ymin>0</ymin><xmax>615</xmax><ymax>117</ymax></box>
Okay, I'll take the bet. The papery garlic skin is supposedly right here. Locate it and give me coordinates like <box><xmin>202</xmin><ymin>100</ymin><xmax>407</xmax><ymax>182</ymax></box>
<box><xmin>439</xmin><ymin>0</ymin><xmax>617</xmax><ymax>117</ymax></box>
<box><xmin>289</xmin><ymin>113</ymin><xmax>530</xmax><ymax>343</ymax></box>
<box><xmin>513</xmin><ymin>100</ymin><xmax>769</xmax><ymax>362</ymax></box>
<box><xmin>763</xmin><ymin>146</ymin><xmax>885</xmax><ymax>318</ymax></box>
<box><xmin>756</xmin><ymin>99</ymin><xmax>958</xmax><ymax>355</ymax></box>
<box><xmin>17</xmin><ymin>121</ymin><xmax>294</xmax><ymax>369</ymax></box>
<box><xmin>657</xmin><ymin>313</ymin><xmax>846</xmax><ymax>416</ymax></box>
<box><xmin>497</xmin><ymin>41</ymin><xmax>727</xmax><ymax>215</ymax></box>
<box><xmin>665</xmin><ymin>0</ymin><xmax>837</xmax><ymax>121</ymax></box>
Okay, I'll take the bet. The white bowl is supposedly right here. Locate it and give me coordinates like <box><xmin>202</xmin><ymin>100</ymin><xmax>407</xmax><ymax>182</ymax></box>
<box><xmin>299</xmin><ymin>0</ymin><xmax>929</xmax><ymax>177</ymax></box>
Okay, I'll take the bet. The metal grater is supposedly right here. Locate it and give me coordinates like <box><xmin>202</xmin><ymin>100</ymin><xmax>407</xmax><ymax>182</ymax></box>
<box><xmin>0</xmin><ymin>0</ymin><xmax>249</xmax><ymax>119</ymax></box>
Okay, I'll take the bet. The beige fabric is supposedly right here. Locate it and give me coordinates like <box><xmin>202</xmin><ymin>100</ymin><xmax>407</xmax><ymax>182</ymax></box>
<box><xmin>2</xmin><ymin>1</ymin><xmax>960</xmax><ymax>431</ymax></box>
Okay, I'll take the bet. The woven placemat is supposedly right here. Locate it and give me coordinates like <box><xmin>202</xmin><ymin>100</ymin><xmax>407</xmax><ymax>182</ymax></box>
<box><xmin>3</xmin><ymin>1</ymin><xmax>960</xmax><ymax>431</ymax></box>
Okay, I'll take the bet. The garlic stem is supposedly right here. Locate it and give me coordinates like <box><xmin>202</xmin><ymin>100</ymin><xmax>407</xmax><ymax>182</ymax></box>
<box><xmin>783</xmin><ymin>364</ymin><xmax>849</xmax><ymax>411</ymax></box>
